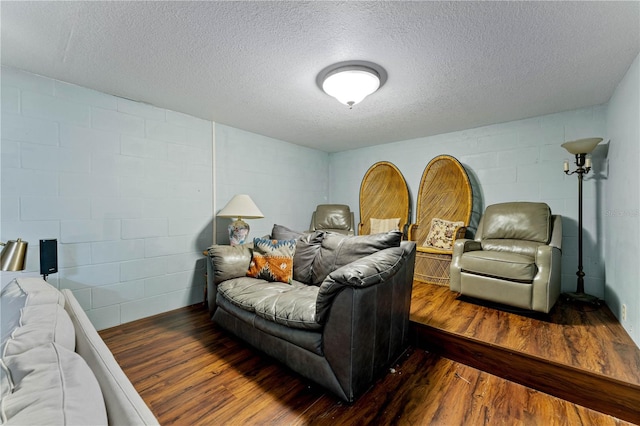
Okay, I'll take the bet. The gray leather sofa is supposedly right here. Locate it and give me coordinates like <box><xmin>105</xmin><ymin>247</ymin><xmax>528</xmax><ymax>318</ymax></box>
<box><xmin>206</xmin><ymin>226</ymin><xmax>416</xmax><ymax>402</ymax></box>
<box><xmin>450</xmin><ymin>202</ymin><xmax>562</xmax><ymax>314</ymax></box>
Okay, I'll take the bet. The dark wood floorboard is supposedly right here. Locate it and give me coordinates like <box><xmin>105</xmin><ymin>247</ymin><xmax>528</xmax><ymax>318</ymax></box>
<box><xmin>100</xmin><ymin>294</ymin><xmax>636</xmax><ymax>426</ymax></box>
<box><xmin>410</xmin><ymin>282</ymin><xmax>640</xmax><ymax>385</ymax></box>
<box><xmin>410</xmin><ymin>282</ymin><xmax>640</xmax><ymax>424</ymax></box>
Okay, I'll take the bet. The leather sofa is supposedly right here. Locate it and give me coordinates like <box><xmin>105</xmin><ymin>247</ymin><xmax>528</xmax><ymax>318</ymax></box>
<box><xmin>450</xmin><ymin>202</ymin><xmax>562</xmax><ymax>313</ymax></box>
<box><xmin>206</xmin><ymin>226</ymin><xmax>416</xmax><ymax>402</ymax></box>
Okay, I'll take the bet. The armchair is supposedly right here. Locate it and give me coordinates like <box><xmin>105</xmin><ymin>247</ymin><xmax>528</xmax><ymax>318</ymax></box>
<box><xmin>450</xmin><ymin>202</ymin><xmax>562</xmax><ymax>313</ymax></box>
<box><xmin>309</xmin><ymin>204</ymin><xmax>355</xmax><ymax>235</ymax></box>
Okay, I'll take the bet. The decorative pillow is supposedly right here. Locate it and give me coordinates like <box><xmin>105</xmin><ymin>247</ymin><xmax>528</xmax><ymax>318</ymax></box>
<box><xmin>247</xmin><ymin>238</ymin><xmax>297</xmax><ymax>284</ymax></box>
<box><xmin>423</xmin><ymin>218</ymin><xmax>465</xmax><ymax>250</ymax></box>
<box><xmin>370</xmin><ymin>217</ymin><xmax>401</xmax><ymax>234</ymax></box>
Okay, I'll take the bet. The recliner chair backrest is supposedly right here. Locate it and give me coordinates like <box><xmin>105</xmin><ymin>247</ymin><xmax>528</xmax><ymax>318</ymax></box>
<box><xmin>310</xmin><ymin>204</ymin><xmax>354</xmax><ymax>234</ymax></box>
<box><xmin>478</xmin><ymin>202</ymin><xmax>552</xmax><ymax>243</ymax></box>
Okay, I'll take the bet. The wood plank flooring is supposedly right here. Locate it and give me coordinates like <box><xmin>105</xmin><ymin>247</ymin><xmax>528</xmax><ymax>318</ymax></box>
<box><xmin>100</xmin><ymin>289</ymin><xmax>637</xmax><ymax>426</ymax></box>
<box><xmin>410</xmin><ymin>282</ymin><xmax>640</xmax><ymax>384</ymax></box>
<box><xmin>410</xmin><ymin>282</ymin><xmax>640</xmax><ymax>424</ymax></box>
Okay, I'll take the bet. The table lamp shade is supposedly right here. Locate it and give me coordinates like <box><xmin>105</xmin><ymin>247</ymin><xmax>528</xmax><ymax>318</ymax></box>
<box><xmin>217</xmin><ymin>194</ymin><xmax>264</xmax><ymax>219</ymax></box>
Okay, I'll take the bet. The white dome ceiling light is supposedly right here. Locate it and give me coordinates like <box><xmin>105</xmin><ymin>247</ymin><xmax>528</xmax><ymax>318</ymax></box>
<box><xmin>317</xmin><ymin>61</ymin><xmax>387</xmax><ymax>109</ymax></box>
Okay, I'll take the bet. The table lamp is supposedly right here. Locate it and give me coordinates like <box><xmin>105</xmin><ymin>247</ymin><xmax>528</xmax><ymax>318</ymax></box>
<box><xmin>217</xmin><ymin>194</ymin><xmax>264</xmax><ymax>245</ymax></box>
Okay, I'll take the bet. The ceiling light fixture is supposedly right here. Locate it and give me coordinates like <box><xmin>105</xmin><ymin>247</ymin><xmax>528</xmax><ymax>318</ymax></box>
<box><xmin>317</xmin><ymin>61</ymin><xmax>387</xmax><ymax>109</ymax></box>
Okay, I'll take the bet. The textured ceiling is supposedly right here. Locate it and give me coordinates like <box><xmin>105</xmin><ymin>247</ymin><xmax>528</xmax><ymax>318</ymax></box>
<box><xmin>2</xmin><ymin>1</ymin><xmax>639</xmax><ymax>152</ymax></box>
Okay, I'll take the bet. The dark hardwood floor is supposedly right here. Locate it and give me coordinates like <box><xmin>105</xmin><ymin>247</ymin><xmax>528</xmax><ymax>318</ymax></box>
<box><xmin>100</xmin><ymin>282</ymin><xmax>639</xmax><ymax>425</ymax></box>
<box><xmin>410</xmin><ymin>282</ymin><xmax>640</xmax><ymax>424</ymax></box>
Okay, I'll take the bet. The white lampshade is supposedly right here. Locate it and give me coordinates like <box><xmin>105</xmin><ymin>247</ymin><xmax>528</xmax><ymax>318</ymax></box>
<box><xmin>322</xmin><ymin>66</ymin><xmax>381</xmax><ymax>108</ymax></box>
<box><xmin>217</xmin><ymin>194</ymin><xmax>264</xmax><ymax>219</ymax></box>
<box><xmin>561</xmin><ymin>138</ymin><xmax>603</xmax><ymax>155</ymax></box>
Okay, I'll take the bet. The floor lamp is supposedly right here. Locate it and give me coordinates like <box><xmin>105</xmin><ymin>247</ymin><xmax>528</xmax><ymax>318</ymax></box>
<box><xmin>561</xmin><ymin>137</ymin><xmax>603</xmax><ymax>306</ymax></box>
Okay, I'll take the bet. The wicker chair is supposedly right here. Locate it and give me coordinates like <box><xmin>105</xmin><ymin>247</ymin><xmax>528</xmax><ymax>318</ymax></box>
<box><xmin>407</xmin><ymin>155</ymin><xmax>472</xmax><ymax>285</ymax></box>
<box><xmin>358</xmin><ymin>161</ymin><xmax>411</xmax><ymax>237</ymax></box>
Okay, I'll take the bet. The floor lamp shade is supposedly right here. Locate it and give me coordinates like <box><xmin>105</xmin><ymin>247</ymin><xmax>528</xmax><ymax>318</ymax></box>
<box><xmin>217</xmin><ymin>195</ymin><xmax>264</xmax><ymax>246</ymax></box>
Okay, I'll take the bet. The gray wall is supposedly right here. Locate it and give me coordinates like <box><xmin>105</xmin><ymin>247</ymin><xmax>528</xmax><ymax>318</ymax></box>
<box><xmin>1</xmin><ymin>66</ymin><xmax>213</xmax><ymax>329</ymax></box>
<box><xmin>330</xmin><ymin>106</ymin><xmax>607</xmax><ymax>298</ymax></box>
<box><xmin>605</xmin><ymin>53</ymin><xmax>640</xmax><ymax>345</ymax></box>
<box><xmin>213</xmin><ymin>124</ymin><xmax>330</xmax><ymax>243</ymax></box>
<box><xmin>2</xmin><ymin>56</ymin><xmax>638</xmax><ymax>347</ymax></box>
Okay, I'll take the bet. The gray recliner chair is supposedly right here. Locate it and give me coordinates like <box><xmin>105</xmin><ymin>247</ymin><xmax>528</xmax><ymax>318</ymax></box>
<box><xmin>309</xmin><ymin>204</ymin><xmax>355</xmax><ymax>235</ymax></box>
<box><xmin>450</xmin><ymin>202</ymin><xmax>562</xmax><ymax>313</ymax></box>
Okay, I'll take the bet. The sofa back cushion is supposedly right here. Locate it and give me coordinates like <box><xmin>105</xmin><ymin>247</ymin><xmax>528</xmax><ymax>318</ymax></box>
<box><xmin>2</xmin><ymin>343</ymin><xmax>108</xmax><ymax>426</ymax></box>
<box><xmin>1</xmin><ymin>278</ymin><xmax>65</xmax><ymax>346</ymax></box>
<box><xmin>481</xmin><ymin>202</ymin><xmax>551</xmax><ymax>243</ymax></box>
<box><xmin>3</xmin><ymin>304</ymin><xmax>76</xmax><ymax>357</ymax></box>
<box><xmin>291</xmin><ymin>231</ymin><xmax>324</xmax><ymax>284</ymax></box>
<box><xmin>311</xmin><ymin>231</ymin><xmax>402</xmax><ymax>285</ymax></box>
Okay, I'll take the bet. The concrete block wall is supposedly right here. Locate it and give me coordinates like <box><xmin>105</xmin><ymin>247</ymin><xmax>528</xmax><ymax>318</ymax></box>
<box><xmin>1</xmin><ymin>66</ymin><xmax>214</xmax><ymax>330</ymax></box>
<box><xmin>329</xmin><ymin>106</ymin><xmax>608</xmax><ymax>297</ymax></box>
<box><xmin>214</xmin><ymin>124</ymin><xmax>330</xmax><ymax>244</ymax></box>
<box><xmin>605</xmin><ymin>53</ymin><xmax>640</xmax><ymax>345</ymax></box>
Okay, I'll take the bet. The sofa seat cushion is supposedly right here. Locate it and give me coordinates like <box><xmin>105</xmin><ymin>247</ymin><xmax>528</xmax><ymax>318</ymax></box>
<box><xmin>217</xmin><ymin>278</ymin><xmax>321</xmax><ymax>330</ymax></box>
<box><xmin>216</xmin><ymin>296</ymin><xmax>323</xmax><ymax>355</ymax></box>
<box><xmin>460</xmin><ymin>250</ymin><xmax>536</xmax><ymax>283</ymax></box>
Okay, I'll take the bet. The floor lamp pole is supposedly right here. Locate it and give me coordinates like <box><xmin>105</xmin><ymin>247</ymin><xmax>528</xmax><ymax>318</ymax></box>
<box><xmin>563</xmin><ymin>153</ymin><xmax>601</xmax><ymax>306</ymax></box>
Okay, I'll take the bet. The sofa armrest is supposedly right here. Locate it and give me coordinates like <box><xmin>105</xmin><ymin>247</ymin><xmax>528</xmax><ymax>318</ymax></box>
<box><xmin>315</xmin><ymin>242</ymin><xmax>415</xmax><ymax>325</ymax></box>
<box><xmin>207</xmin><ymin>244</ymin><xmax>253</xmax><ymax>284</ymax></box>
<box><xmin>62</xmin><ymin>290</ymin><xmax>158</xmax><ymax>426</ymax></box>
<box><xmin>320</xmin><ymin>241</ymin><xmax>416</xmax><ymax>400</ymax></box>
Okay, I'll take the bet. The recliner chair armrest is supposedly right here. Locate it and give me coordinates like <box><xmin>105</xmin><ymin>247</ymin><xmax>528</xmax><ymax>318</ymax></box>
<box><xmin>453</xmin><ymin>238</ymin><xmax>482</xmax><ymax>255</ymax></box>
<box><xmin>549</xmin><ymin>215</ymin><xmax>563</xmax><ymax>250</ymax></box>
<box><xmin>532</xmin><ymin>244</ymin><xmax>562</xmax><ymax>313</ymax></box>
<box><xmin>449</xmin><ymin>239</ymin><xmax>482</xmax><ymax>292</ymax></box>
